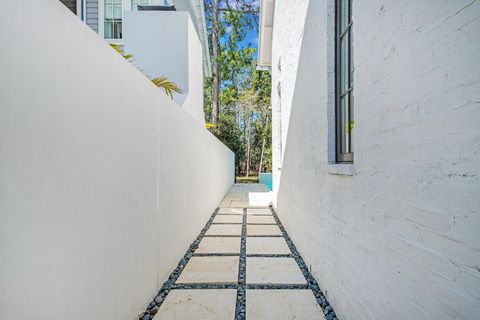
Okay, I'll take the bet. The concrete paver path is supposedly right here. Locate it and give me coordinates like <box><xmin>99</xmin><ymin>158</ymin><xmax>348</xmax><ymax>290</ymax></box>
<box><xmin>141</xmin><ymin>184</ymin><xmax>336</xmax><ymax>320</ymax></box>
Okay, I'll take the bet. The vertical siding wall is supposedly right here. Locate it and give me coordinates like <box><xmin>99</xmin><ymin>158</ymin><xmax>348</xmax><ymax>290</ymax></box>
<box><xmin>271</xmin><ymin>0</ymin><xmax>480</xmax><ymax>319</ymax></box>
<box><xmin>86</xmin><ymin>0</ymin><xmax>99</xmax><ymax>32</ymax></box>
<box><xmin>0</xmin><ymin>1</ymin><xmax>234</xmax><ymax>319</ymax></box>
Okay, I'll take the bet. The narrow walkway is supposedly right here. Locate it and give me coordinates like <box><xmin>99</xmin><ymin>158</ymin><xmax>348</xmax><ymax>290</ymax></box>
<box><xmin>140</xmin><ymin>184</ymin><xmax>337</xmax><ymax>320</ymax></box>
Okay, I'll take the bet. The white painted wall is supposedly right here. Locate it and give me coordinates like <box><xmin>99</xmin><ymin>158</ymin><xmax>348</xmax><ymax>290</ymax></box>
<box><xmin>0</xmin><ymin>1</ymin><xmax>234</xmax><ymax>319</ymax></box>
<box><xmin>123</xmin><ymin>11</ymin><xmax>206</xmax><ymax>126</ymax></box>
<box><xmin>271</xmin><ymin>0</ymin><xmax>480</xmax><ymax>319</ymax></box>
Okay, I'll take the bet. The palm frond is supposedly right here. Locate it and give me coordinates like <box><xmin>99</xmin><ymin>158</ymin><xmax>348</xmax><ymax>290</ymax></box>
<box><xmin>151</xmin><ymin>76</ymin><xmax>183</xmax><ymax>99</ymax></box>
<box><xmin>110</xmin><ymin>44</ymin><xmax>182</xmax><ymax>99</ymax></box>
<box><xmin>123</xmin><ymin>54</ymin><xmax>134</xmax><ymax>61</ymax></box>
<box><xmin>110</xmin><ymin>44</ymin><xmax>133</xmax><ymax>62</ymax></box>
<box><xmin>110</xmin><ymin>43</ymin><xmax>123</xmax><ymax>54</ymax></box>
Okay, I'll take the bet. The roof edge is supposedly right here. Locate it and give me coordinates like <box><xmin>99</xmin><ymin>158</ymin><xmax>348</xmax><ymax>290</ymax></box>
<box><xmin>258</xmin><ymin>0</ymin><xmax>275</xmax><ymax>68</ymax></box>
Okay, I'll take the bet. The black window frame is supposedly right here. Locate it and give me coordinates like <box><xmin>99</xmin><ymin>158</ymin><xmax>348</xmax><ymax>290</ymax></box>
<box><xmin>335</xmin><ymin>0</ymin><xmax>354</xmax><ymax>163</ymax></box>
<box><xmin>104</xmin><ymin>0</ymin><xmax>123</xmax><ymax>40</ymax></box>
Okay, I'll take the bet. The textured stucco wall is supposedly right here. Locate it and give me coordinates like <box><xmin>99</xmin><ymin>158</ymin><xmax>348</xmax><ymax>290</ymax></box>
<box><xmin>271</xmin><ymin>0</ymin><xmax>480</xmax><ymax>319</ymax></box>
<box><xmin>0</xmin><ymin>1</ymin><xmax>234</xmax><ymax>319</ymax></box>
<box><xmin>270</xmin><ymin>0</ymin><xmax>310</xmax><ymax>195</ymax></box>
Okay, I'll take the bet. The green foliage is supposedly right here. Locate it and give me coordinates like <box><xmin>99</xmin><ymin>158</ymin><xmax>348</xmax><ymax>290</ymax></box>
<box><xmin>110</xmin><ymin>44</ymin><xmax>182</xmax><ymax>99</ymax></box>
<box><xmin>204</xmin><ymin>77</ymin><xmax>213</xmax><ymax>120</ymax></box>
<box><xmin>204</xmin><ymin>1</ymin><xmax>272</xmax><ymax>176</ymax></box>
<box><xmin>208</xmin><ymin>68</ymin><xmax>272</xmax><ymax>175</ymax></box>
<box><xmin>208</xmin><ymin>110</ymin><xmax>245</xmax><ymax>171</ymax></box>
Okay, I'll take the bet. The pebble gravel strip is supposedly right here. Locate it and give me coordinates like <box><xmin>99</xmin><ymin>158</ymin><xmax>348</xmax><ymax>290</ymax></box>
<box><xmin>203</xmin><ymin>234</ymin><xmax>241</xmax><ymax>237</ymax></box>
<box><xmin>245</xmin><ymin>283</ymin><xmax>310</xmax><ymax>290</ymax></box>
<box><xmin>211</xmin><ymin>222</ymin><xmax>243</xmax><ymax>225</ymax></box>
<box><xmin>171</xmin><ymin>283</ymin><xmax>238</xmax><ymax>289</ymax></box>
<box><xmin>246</xmin><ymin>223</ymin><xmax>277</xmax><ymax>225</ymax></box>
<box><xmin>246</xmin><ymin>253</ymin><xmax>292</xmax><ymax>258</ymax></box>
<box><xmin>193</xmin><ymin>253</ymin><xmax>240</xmax><ymax>257</ymax></box>
<box><xmin>191</xmin><ymin>253</ymin><xmax>291</xmax><ymax>258</ymax></box>
<box><xmin>270</xmin><ymin>206</ymin><xmax>338</xmax><ymax>320</ymax></box>
<box><xmin>234</xmin><ymin>208</ymin><xmax>247</xmax><ymax>320</ymax></box>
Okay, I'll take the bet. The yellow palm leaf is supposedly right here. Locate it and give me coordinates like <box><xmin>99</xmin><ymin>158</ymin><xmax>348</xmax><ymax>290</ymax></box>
<box><xmin>110</xmin><ymin>44</ymin><xmax>182</xmax><ymax>99</ymax></box>
<box><xmin>151</xmin><ymin>76</ymin><xmax>183</xmax><ymax>99</ymax></box>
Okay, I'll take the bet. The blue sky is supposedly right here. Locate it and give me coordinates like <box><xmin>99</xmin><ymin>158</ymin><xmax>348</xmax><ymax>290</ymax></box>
<box><xmin>228</xmin><ymin>0</ymin><xmax>260</xmax><ymax>55</ymax></box>
<box><xmin>216</xmin><ymin>1</ymin><xmax>260</xmax><ymax>59</ymax></box>
<box><xmin>241</xmin><ymin>29</ymin><xmax>259</xmax><ymax>58</ymax></box>
<box><xmin>219</xmin><ymin>25</ymin><xmax>259</xmax><ymax>59</ymax></box>
<box><xmin>211</xmin><ymin>1</ymin><xmax>260</xmax><ymax>59</ymax></box>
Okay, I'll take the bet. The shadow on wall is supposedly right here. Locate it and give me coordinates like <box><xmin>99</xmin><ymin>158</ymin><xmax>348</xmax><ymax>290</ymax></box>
<box><xmin>275</xmin><ymin>0</ymin><xmax>355</xmax><ymax>317</ymax></box>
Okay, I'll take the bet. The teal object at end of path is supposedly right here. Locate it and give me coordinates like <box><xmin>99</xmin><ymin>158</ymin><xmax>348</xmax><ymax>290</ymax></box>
<box><xmin>259</xmin><ymin>173</ymin><xmax>273</xmax><ymax>191</ymax></box>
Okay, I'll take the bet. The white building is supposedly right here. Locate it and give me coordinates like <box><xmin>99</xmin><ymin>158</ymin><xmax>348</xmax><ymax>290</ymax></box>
<box><xmin>59</xmin><ymin>0</ymin><xmax>209</xmax><ymax>71</ymax></box>
<box><xmin>60</xmin><ymin>0</ymin><xmax>210</xmax><ymax>125</ymax></box>
<box><xmin>259</xmin><ymin>0</ymin><xmax>480</xmax><ymax>319</ymax></box>
<box><xmin>123</xmin><ymin>10</ymin><xmax>206</xmax><ymax>124</ymax></box>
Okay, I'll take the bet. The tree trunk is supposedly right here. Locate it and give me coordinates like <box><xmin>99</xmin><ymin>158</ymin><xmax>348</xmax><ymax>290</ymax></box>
<box><xmin>258</xmin><ymin>114</ymin><xmax>269</xmax><ymax>177</ymax></box>
<box><xmin>211</xmin><ymin>0</ymin><xmax>221</xmax><ymax>123</ymax></box>
<box><xmin>245</xmin><ymin>110</ymin><xmax>251</xmax><ymax>177</ymax></box>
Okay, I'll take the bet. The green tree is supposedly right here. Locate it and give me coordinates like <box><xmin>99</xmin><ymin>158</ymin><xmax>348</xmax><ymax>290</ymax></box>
<box><xmin>204</xmin><ymin>0</ymin><xmax>258</xmax><ymax>123</ymax></box>
<box><xmin>204</xmin><ymin>1</ymin><xmax>271</xmax><ymax>178</ymax></box>
<box><xmin>209</xmin><ymin>109</ymin><xmax>245</xmax><ymax>175</ymax></box>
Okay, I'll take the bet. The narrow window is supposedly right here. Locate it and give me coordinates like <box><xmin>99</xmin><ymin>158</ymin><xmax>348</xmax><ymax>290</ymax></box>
<box><xmin>105</xmin><ymin>0</ymin><xmax>122</xmax><ymax>39</ymax></box>
<box><xmin>335</xmin><ymin>0</ymin><xmax>353</xmax><ymax>162</ymax></box>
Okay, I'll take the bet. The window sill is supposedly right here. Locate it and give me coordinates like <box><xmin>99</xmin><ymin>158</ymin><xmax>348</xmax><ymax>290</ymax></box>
<box><xmin>106</xmin><ymin>39</ymin><xmax>124</xmax><ymax>46</ymax></box>
<box><xmin>328</xmin><ymin>163</ymin><xmax>355</xmax><ymax>176</ymax></box>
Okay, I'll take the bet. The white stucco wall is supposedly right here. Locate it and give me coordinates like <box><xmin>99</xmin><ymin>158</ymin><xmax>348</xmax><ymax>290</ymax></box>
<box><xmin>270</xmin><ymin>0</ymin><xmax>310</xmax><ymax>196</ymax></box>
<box><xmin>0</xmin><ymin>1</ymin><xmax>234</xmax><ymax>319</ymax></box>
<box><xmin>123</xmin><ymin>11</ymin><xmax>206</xmax><ymax>126</ymax></box>
<box><xmin>271</xmin><ymin>0</ymin><xmax>480</xmax><ymax>319</ymax></box>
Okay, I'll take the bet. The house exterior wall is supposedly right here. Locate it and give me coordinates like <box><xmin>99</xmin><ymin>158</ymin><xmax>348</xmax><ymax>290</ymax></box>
<box><xmin>174</xmin><ymin>0</ymin><xmax>212</xmax><ymax>77</ymax></box>
<box><xmin>75</xmin><ymin>0</ymin><xmax>211</xmax><ymax>75</ymax></box>
<box><xmin>0</xmin><ymin>1</ymin><xmax>234</xmax><ymax>319</ymax></box>
<box><xmin>123</xmin><ymin>11</ymin><xmax>206</xmax><ymax>125</ymax></box>
<box><xmin>59</xmin><ymin>0</ymin><xmax>77</xmax><ymax>13</ymax></box>
<box><xmin>185</xmin><ymin>13</ymin><xmax>206</xmax><ymax>125</ymax></box>
<box><xmin>85</xmin><ymin>0</ymin><xmax>99</xmax><ymax>32</ymax></box>
<box><xmin>271</xmin><ymin>0</ymin><xmax>480</xmax><ymax>319</ymax></box>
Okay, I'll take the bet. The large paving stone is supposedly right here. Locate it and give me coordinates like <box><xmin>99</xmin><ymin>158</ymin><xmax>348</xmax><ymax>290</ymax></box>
<box><xmin>154</xmin><ymin>289</ymin><xmax>237</xmax><ymax>320</ymax></box>
<box><xmin>246</xmin><ymin>290</ymin><xmax>325</xmax><ymax>320</ymax></box>
<box><xmin>213</xmin><ymin>215</ymin><xmax>243</xmax><ymax>223</ymax></box>
<box><xmin>246</xmin><ymin>237</ymin><xmax>291</xmax><ymax>255</ymax></box>
<box><xmin>196</xmin><ymin>237</ymin><xmax>241</xmax><ymax>254</ymax></box>
<box><xmin>177</xmin><ymin>256</ymin><xmax>239</xmax><ymax>283</ymax></box>
<box><xmin>246</xmin><ymin>257</ymin><xmax>306</xmax><ymax>284</ymax></box>
<box><xmin>247</xmin><ymin>215</ymin><xmax>276</xmax><ymax>224</ymax></box>
<box><xmin>247</xmin><ymin>208</ymin><xmax>272</xmax><ymax>215</ymax></box>
<box><xmin>218</xmin><ymin>207</ymin><xmax>244</xmax><ymax>215</ymax></box>
<box><xmin>205</xmin><ymin>224</ymin><xmax>242</xmax><ymax>236</ymax></box>
<box><xmin>247</xmin><ymin>224</ymin><xmax>282</xmax><ymax>236</ymax></box>
<box><xmin>230</xmin><ymin>200</ymin><xmax>250</xmax><ymax>207</ymax></box>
